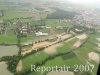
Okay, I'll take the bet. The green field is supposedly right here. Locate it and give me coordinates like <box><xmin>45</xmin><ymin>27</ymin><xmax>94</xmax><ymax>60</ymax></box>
<box><xmin>0</xmin><ymin>35</ymin><xmax>17</xmax><ymax>44</ymax></box>
<box><xmin>22</xmin><ymin>38</ymin><xmax>78</xmax><ymax>74</ymax></box>
<box><xmin>22</xmin><ymin>33</ymin><xmax>100</xmax><ymax>75</ymax></box>
<box><xmin>57</xmin><ymin>38</ymin><xmax>77</xmax><ymax>53</ymax></box>
<box><xmin>22</xmin><ymin>52</ymin><xmax>49</xmax><ymax>71</ymax></box>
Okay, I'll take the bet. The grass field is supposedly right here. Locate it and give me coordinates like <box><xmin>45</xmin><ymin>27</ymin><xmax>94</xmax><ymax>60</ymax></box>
<box><xmin>73</xmin><ymin>33</ymin><xmax>100</xmax><ymax>75</ymax></box>
<box><xmin>22</xmin><ymin>33</ymin><xmax>100</xmax><ymax>75</ymax></box>
<box><xmin>28</xmin><ymin>56</ymin><xmax>83</xmax><ymax>75</ymax></box>
<box><xmin>57</xmin><ymin>38</ymin><xmax>77</xmax><ymax>53</ymax></box>
<box><xmin>22</xmin><ymin>38</ymin><xmax>78</xmax><ymax>74</ymax></box>
<box><xmin>1</xmin><ymin>10</ymin><xmax>31</xmax><ymax>20</ymax></box>
<box><xmin>46</xmin><ymin>19</ymin><xmax>73</xmax><ymax>27</ymax></box>
<box><xmin>22</xmin><ymin>52</ymin><xmax>49</xmax><ymax>71</ymax></box>
<box><xmin>0</xmin><ymin>35</ymin><xmax>17</xmax><ymax>44</ymax></box>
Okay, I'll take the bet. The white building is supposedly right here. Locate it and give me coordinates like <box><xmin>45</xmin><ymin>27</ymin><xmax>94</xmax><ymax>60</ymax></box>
<box><xmin>35</xmin><ymin>31</ymin><xmax>48</xmax><ymax>36</ymax></box>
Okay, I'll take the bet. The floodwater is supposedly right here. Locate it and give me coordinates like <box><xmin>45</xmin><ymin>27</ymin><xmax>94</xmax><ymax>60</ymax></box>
<box><xmin>0</xmin><ymin>45</ymin><xmax>19</xmax><ymax>58</ymax></box>
<box><xmin>0</xmin><ymin>45</ymin><xmax>19</xmax><ymax>75</ymax></box>
<box><xmin>47</xmin><ymin>71</ymin><xmax>75</xmax><ymax>75</ymax></box>
<box><xmin>0</xmin><ymin>62</ymin><xmax>13</xmax><ymax>75</ymax></box>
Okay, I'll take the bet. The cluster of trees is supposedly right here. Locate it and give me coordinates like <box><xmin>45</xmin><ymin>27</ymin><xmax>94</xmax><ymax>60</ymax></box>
<box><xmin>0</xmin><ymin>55</ymin><xmax>21</xmax><ymax>73</ymax></box>
<box><xmin>0</xmin><ymin>10</ymin><xmax>4</xmax><ymax>17</ymax></box>
<box><xmin>47</xmin><ymin>8</ymin><xmax>79</xmax><ymax>19</ymax></box>
<box><xmin>22</xmin><ymin>47</ymin><xmax>45</xmax><ymax>58</ymax></box>
<box><xmin>16</xmin><ymin>49</ymin><xmax>73</xmax><ymax>75</ymax></box>
<box><xmin>71</xmin><ymin>25</ymin><xmax>96</xmax><ymax>34</ymax></box>
<box><xmin>22</xmin><ymin>33</ymin><xmax>73</xmax><ymax>57</ymax></box>
<box><xmin>71</xmin><ymin>26</ymin><xmax>87</xmax><ymax>34</ymax></box>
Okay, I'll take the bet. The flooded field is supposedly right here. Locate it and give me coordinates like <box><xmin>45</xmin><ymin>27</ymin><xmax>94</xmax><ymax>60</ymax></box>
<box><xmin>47</xmin><ymin>71</ymin><xmax>75</xmax><ymax>75</ymax></box>
<box><xmin>0</xmin><ymin>45</ymin><xmax>19</xmax><ymax>58</ymax></box>
<box><xmin>0</xmin><ymin>63</ymin><xmax>13</xmax><ymax>75</ymax></box>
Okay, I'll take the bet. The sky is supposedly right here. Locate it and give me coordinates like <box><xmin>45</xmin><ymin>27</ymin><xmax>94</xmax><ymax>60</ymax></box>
<box><xmin>67</xmin><ymin>0</ymin><xmax>100</xmax><ymax>4</ymax></box>
<box><xmin>54</xmin><ymin>0</ymin><xmax>100</xmax><ymax>8</ymax></box>
<box><xmin>55</xmin><ymin>0</ymin><xmax>100</xmax><ymax>3</ymax></box>
<box><xmin>0</xmin><ymin>0</ymin><xmax>100</xmax><ymax>8</ymax></box>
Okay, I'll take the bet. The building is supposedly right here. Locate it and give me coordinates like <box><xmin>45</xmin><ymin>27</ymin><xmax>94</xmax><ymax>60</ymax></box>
<box><xmin>19</xmin><ymin>25</ymin><xmax>28</xmax><ymax>35</ymax></box>
<box><xmin>0</xmin><ymin>20</ymin><xmax>5</xmax><ymax>34</ymax></box>
<box><xmin>35</xmin><ymin>31</ymin><xmax>48</xmax><ymax>36</ymax></box>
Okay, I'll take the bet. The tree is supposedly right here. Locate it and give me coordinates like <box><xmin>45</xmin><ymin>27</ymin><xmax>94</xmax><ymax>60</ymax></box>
<box><xmin>1</xmin><ymin>10</ymin><xmax>4</xmax><ymax>16</ymax></box>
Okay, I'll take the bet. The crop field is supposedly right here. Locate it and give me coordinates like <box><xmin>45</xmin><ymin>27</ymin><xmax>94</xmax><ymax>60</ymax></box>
<box><xmin>22</xmin><ymin>38</ymin><xmax>77</xmax><ymax>67</ymax></box>
<box><xmin>21</xmin><ymin>33</ymin><xmax>100</xmax><ymax>75</ymax></box>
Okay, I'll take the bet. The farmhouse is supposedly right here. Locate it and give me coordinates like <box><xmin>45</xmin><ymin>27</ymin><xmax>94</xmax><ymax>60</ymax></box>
<box><xmin>0</xmin><ymin>20</ymin><xmax>4</xmax><ymax>34</ymax></box>
<box><xmin>75</xmin><ymin>29</ymin><xmax>82</xmax><ymax>32</ymax></box>
<box><xmin>35</xmin><ymin>31</ymin><xmax>48</xmax><ymax>36</ymax></box>
<box><xmin>96</xmin><ymin>38</ymin><xmax>100</xmax><ymax>42</ymax></box>
<box><xmin>46</xmin><ymin>26</ymin><xmax>51</xmax><ymax>29</ymax></box>
<box><xmin>19</xmin><ymin>25</ymin><xmax>28</xmax><ymax>35</ymax></box>
<box><xmin>39</xmin><ymin>26</ymin><xmax>51</xmax><ymax>29</ymax></box>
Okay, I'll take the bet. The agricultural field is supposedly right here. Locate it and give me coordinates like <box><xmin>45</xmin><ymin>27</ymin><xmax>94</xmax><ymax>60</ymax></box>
<box><xmin>23</xmin><ymin>33</ymin><xmax>99</xmax><ymax>75</ymax></box>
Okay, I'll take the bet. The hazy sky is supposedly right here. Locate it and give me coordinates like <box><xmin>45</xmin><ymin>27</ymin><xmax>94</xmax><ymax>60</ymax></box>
<box><xmin>56</xmin><ymin>0</ymin><xmax>100</xmax><ymax>3</ymax></box>
<box><xmin>67</xmin><ymin>0</ymin><xmax>100</xmax><ymax>4</ymax></box>
<box><xmin>1</xmin><ymin>0</ymin><xmax>100</xmax><ymax>8</ymax></box>
<box><xmin>54</xmin><ymin>0</ymin><xmax>100</xmax><ymax>8</ymax></box>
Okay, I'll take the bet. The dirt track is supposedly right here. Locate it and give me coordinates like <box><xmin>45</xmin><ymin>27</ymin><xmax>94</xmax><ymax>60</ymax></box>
<box><xmin>0</xmin><ymin>61</ymin><xmax>6</xmax><ymax>65</ymax></box>
<box><xmin>47</xmin><ymin>71</ymin><xmax>75</xmax><ymax>75</ymax></box>
<box><xmin>16</xmin><ymin>60</ymin><xmax>22</xmax><ymax>72</ymax></box>
<box><xmin>44</xmin><ymin>34</ymin><xmax>72</xmax><ymax>54</ymax></box>
<box><xmin>88</xmin><ymin>52</ymin><xmax>100</xmax><ymax>63</ymax></box>
<box><xmin>44</xmin><ymin>43</ymin><xmax>62</xmax><ymax>54</ymax></box>
<box><xmin>22</xmin><ymin>34</ymin><xmax>72</xmax><ymax>55</ymax></box>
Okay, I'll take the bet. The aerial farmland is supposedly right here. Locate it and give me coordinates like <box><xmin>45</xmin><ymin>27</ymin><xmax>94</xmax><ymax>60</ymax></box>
<box><xmin>0</xmin><ymin>0</ymin><xmax>100</xmax><ymax>75</ymax></box>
